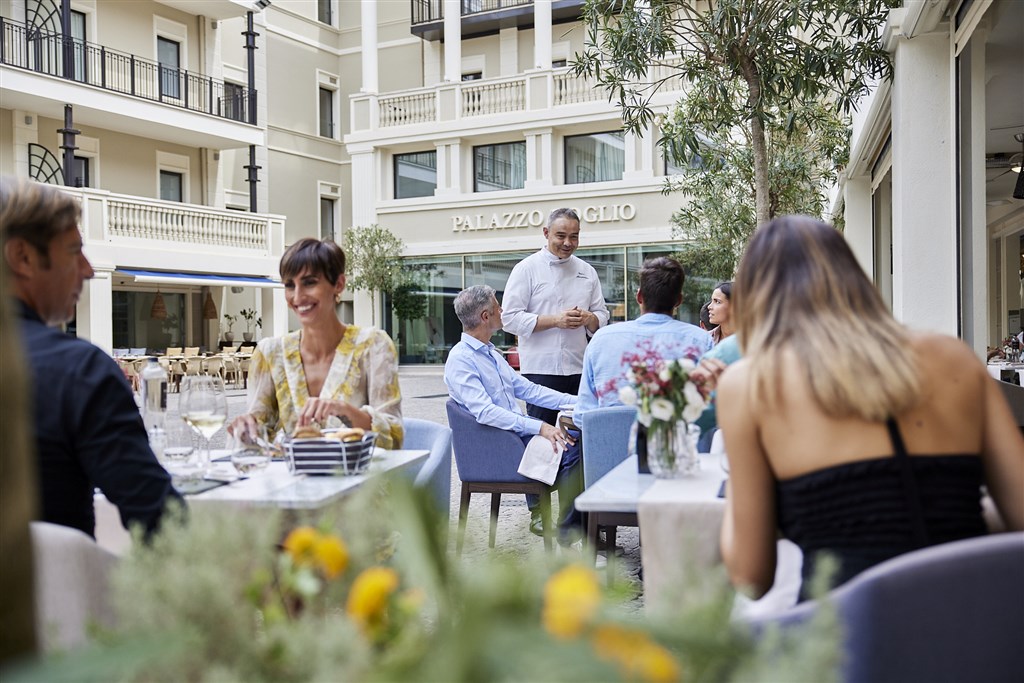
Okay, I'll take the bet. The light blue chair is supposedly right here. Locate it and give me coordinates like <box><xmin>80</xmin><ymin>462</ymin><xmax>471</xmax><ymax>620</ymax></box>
<box><xmin>403</xmin><ymin>417</ymin><xmax>453</xmax><ymax>521</ymax></box>
<box><xmin>751</xmin><ymin>532</ymin><xmax>1024</xmax><ymax>683</ymax></box>
<box><xmin>446</xmin><ymin>399</ymin><xmax>554</xmax><ymax>555</ymax></box>
<box><xmin>577</xmin><ymin>405</ymin><xmax>636</xmax><ymax>552</ymax></box>
<box><xmin>577</xmin><ymin>406</ymin><xmax>636</xmax><ymax>489</ymax></box>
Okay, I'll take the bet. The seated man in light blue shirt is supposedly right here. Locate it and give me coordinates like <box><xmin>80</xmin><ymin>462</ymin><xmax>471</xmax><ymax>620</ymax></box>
<box><xmin>444</xmin><ymin>285</ymin><xmax>583</xmax><ymax>544</ymax></box>
<box><xmin>577</xmin><ymin>257</ymin><xmax>713</xmax><ymax>415</ymax></box>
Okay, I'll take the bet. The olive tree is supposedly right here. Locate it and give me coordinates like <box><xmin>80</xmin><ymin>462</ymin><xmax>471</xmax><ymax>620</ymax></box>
<box><xmin>344</xmin><ymin>224</ymin><xmax>405</xmax><ymax>326</ymax></box>
<box><xmin>575</xmin><ymin>0</ymin><xmax>894</xmax><ymax>228</ymax></box>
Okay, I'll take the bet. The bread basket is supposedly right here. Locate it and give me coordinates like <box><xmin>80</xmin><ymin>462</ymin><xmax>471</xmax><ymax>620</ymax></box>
<box><xmin>283</xmin><ymin>431</ymin><xmax>377</xmax><ymax>475</ymax></box>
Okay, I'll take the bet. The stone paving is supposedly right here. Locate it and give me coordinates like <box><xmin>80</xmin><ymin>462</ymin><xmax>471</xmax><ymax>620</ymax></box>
<box><xmin>169</xmin><ymin>365</ymin><xmax>643</xmax><ymax>596</ymax></box>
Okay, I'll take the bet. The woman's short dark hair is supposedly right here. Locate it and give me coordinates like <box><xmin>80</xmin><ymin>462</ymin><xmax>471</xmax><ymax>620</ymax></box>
<box><xmin>279</xmin><ymin>238</ymin><xmax>346</xmax><ymax>284</ymax></box>
<box><xmin>638</xmin><ymin>257</ymin><xmax>684</xmax><ymax>314</ymax></box>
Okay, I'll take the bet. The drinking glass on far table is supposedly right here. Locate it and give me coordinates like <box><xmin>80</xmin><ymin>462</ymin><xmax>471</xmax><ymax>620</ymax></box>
<box><xmin>229</xmin><ymin>423</ymin><xmax>271</xmax><ymax>476</ymax></box>
<box><xmin>179</xmin><ymin>375</ymin><xmax>228</xmax><ymax>476</ymax></box>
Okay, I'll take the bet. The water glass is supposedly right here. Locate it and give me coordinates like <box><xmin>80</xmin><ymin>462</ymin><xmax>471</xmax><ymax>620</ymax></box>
<box><xmin>163</xmin><ymin>419</ymin><xmax>205</xmax><ymax>484</ymax></box>
<box><xmin>229</xmin><ymin>425</ymin><xmax>271</xmax><ymax>476</ymax></box>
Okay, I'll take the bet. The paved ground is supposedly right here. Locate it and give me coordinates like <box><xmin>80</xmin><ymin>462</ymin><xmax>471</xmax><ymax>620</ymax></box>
<box><xmin>170</xmin><ymin>365</ymin><xmax>644</xmax><ymax>595</ymax></box>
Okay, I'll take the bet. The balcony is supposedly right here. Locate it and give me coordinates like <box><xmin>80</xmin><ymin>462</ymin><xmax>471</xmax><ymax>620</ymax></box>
<box><xmin>410</xmin><ymin>0</ymin><xmax>584</xmax><ymax>41</ymax></box>
<box><xmin>68</xmin><ymin>187</ymin><xmax>285</xmax><ymax>276</ymax></box>
<box><xmin>348</xmin><ymin>62</ymin><xmax>684</xmax><ymax>140</ymax></box>
<box><xmin>0</xmin><ymin>17</ymin><xmax>261</xmax><ymax>149</ymax></box>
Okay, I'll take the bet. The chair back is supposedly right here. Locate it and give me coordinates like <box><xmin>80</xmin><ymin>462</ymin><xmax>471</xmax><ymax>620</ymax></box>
<box><xmin>445</xmin><ymin>399</ymin><xmax>533</xmax><ymax>484</ymax></box>
<box><xmin>165</xmin><ymin>347</ymin><xmax>183</xmax><ymax>356</ymax></box>
<box><xmin>129</xmin><ymin>347</ymin><xmax>146</xmax><ymax>356</ymax></box>
<box><xmin>203</xmin><ymin>356</ymin><xmax>225</xmax><ymax>379</ymax></box>
<box><xmin>578</xmin><ymin>405</ymin><xmax>636</xmax><ymax>489</ymax></box>
<box><xmin>239</xmin><ymin>345</ymin><xmax>256</xmax><ymax>354</ymax></box>
<box><xmin>184</xmin><ymin>346</ymin><xmax>200</xmax><ymax>357</ymax></box>
<box><xmin>112</xmin><ymin>348</ymin><xmax>129</xmax><ymax>358</ymax></box>
<box><xmin>403</xmin><ymin>418</ymin><xmax>453</xmax><ymax>519</ymax></box>
<box><xmin>183</xmin><ymin>356</ymin><xmax>204</xmax><ymax>375</ymax></box>
<box><xmin>753</xmin><ymin>532</ymin><xmax>1024</xmax><ymax>683</ymax></box>
<box><xmin>31</xmin><ymin>522</ymin><xmax>118</xmax><ymax>653</ymax></box>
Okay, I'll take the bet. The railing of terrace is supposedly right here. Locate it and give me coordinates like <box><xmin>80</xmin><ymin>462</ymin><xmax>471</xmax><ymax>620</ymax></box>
<box><xmin>462</xmin><ymin>78</ymin><xmax>525</xmax><ymax>116</ymax></box>
<box><xmin>104</xmin><ymin>195</ymin><xmax>271</xmax><ymax>250</ymax></box>
<box><xmin>380</xmin><ymin>91</ymin><xmax>438</xmax><ymax>127</ymax></box>
<box><xmin>0</xmin><ymin>17</ymin><xmax>253</xmax><ymax>123</ymax></box>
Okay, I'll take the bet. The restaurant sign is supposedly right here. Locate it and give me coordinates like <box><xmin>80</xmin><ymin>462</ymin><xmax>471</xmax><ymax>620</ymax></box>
<box><xmin>451</xmin><ymin>203</ymin><xmax>636</xmax><ymax>232</ymax></box>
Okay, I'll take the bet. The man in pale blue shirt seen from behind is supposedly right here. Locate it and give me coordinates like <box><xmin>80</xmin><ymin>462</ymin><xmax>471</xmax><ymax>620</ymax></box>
<box><xmin>577</xmin><ymin>257</ymin><xmax>712</xmax><ymax>414</ymax></box>
<box><xmin>444</xmin><ymin>285</ymin><xmax>584</xmax><ymax>545</ymax></box>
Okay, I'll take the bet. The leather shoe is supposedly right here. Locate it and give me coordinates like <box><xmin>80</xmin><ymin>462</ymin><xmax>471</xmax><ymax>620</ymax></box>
<box><xmin>529</xmin><ymin>510</ymin><xmax>544</xmax><ymax>536</ymax></box>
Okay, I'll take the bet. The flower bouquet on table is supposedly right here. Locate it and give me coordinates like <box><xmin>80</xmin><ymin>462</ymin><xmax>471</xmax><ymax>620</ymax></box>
<box><xmin>608</xmin><ymin>341</ymin><xmax>711</xmax><ymax>478</ymax></box>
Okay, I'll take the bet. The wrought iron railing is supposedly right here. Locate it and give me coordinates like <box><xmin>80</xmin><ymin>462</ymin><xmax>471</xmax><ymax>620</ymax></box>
<box><xmin>0</xmin><ymin>17</ymin><xmax>254</xmax><ymax>123</ymax></box>
<box><xmin>411</xmin><ymin>0</ymin><xmax>534</xmax><ymax>24</ymax></box>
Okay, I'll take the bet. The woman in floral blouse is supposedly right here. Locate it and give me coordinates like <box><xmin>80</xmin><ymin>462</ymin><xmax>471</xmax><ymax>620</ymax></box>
<box><xmin>228</xmin><ymin>238</ymin><xmax>403</xmax><ymax>448</ymax></box>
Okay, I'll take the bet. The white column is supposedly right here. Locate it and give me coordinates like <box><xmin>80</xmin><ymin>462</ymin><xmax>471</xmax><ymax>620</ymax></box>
<box><xmin>360</xmin><ymin>0</ymin><xmax>378</xmax><ymax>93</ymax></box>
<box><xmin>435</xmin><ymin>142</ymin><xmax>449</xmax><ymax>195</ymax></box>
<box><xmin>13</xmin><ymin>109</ymin><xmax>38</xmax><ymax>178</ymax></box>
<box><xmin>424</xmin><ymin>39</ymin><xmax>442</xmax><ymax>86</ymax></box>
<box><xmin>961</xmin><ymin>30</ymin><xmax>988</xmax><ymax>357</ymax></box>
<box><xmin>349</xmin><ymin>150</ymin><xmax>376</xmax><ymax>227</ymax></box>
<box><xmin>261</xmin><ymin>286</ymin><xmax>287</xmax><ymax>339</ymax></box>
<box><xmin>443</xmin><ymin>0</ymin><xmax>461</xmax><ymax>82</ymax></box>
<box><xmin>524</xmin><ymin>128</ymin><xmax>553</xmax><ymax>189</ymax></box>
<box><xmin>534</xmin><ymin>0</ymin><xmax>552</xmax><ymax>69</ymax></box>
<box><xmin>623</xmin><ymin>125</ymin><xmax>655</xmax><ymax>179</ymax></box>
<box><xmin>77</xmin><ymin>268</ymin><xmax>113</xmax><ymax>352</ymax></box>
<box><xmin>890</xmin><ymin>29</ymin><xmax>956</xmax><ymax>334</ymax></box>
<box><xmin>499</xmin><ymin>27</ymin><xmax>518</xmax><ymax>77</ymax></box>
<box><xmin>842</xmin><ymin>175</ymin><xmax>874</xmax><ymax>278</ymax></box>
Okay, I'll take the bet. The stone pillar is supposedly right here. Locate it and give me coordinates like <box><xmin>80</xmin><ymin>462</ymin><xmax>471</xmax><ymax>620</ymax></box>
<box><xmin>261</xmin><ymin>286</ymin><xmax>287</xmax><ymax>339</ymax></box>
<box><xmin>623</xmin><ymin>125</ymin><xmax>655</xmax><ymax>179</ymax></box>
<box><xmin>534</xmin><ymin>0</ymin><xmax>552</xmax><ymax>69</ymax></box>
<box><xmin>890</xmin><ymin>28</ymin><xmax>955</xmax><ymax>334</ymax></box>
<box><xmin>524</xmin><ymin>128</ymin><xmax>553</xmax><ymax>189</ymax></box>
<box><xmin>349</xmin><ymin>149</ymin><xmax>376</xmax><ymax>226</ymax></box>
<box><xmin>499</xmin><ymin>26</ymin><xmax>518</xmax><ymax>76</ymax></box>
<box><xmin>361</xmin><ymin>0</ymin><xmax>378</xmax><ymax>93</ymax></box>
<box><xmin>842</xmin><ymin>175</ymin><xmax>874</xmax><ymax>278</ymax></box>
<box><xmin>443</xmin><ymin>0</ymin><xmax>461</xmax><ymax>82</ymax></box>
<box><xmin>77</xmin><ymin>268</ymin><xmax>113</xmax><ymax>352</ymax></box>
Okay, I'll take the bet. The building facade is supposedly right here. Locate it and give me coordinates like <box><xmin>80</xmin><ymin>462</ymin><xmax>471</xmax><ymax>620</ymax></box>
<box><xmin>838</xmin><ymin>0</ymin><xmax>1023</xmax><ymax>358</ymax></box>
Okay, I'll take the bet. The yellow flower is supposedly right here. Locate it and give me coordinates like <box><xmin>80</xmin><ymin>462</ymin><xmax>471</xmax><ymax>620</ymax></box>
<box><xmin>592</xmin><ymin>626</ymin><xmax>682</xmax><ymax>683</ymax></box>
<box><xmin>592</xmin><ymin>623</ymin><xmax>643</xmax><ymax>662</ymax></box>
<box><xmin>313</xmin><ymin>534</ymin><xmax>349</xmax><ymax>579</ymax></box>
<box><xmin>283</xmin><ymin>526</ymin><xmax>320</xmax><ymax>566</ymax></box>
<box><xmin>542</xmin><ymin>564</ymin><xmax>601</xmax><ymax>639</ymax></box>
<box><xmin>627</xmin><ymin>640</ymin><xmax>682</xmax><ymax>683</ymax></box>
<box><xmin>346</xmin><ymin>566</ymin><xmax>400</xmax><ymax>629</ymax></box>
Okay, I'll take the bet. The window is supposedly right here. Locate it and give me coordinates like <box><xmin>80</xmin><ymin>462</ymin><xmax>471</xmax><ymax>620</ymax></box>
<box><xmin>394</xmin><ymin>151</ymin><xmax>437</xmax><ymax>199</ymax></box>
<box><xmin>461</xmin><ymin>72</ymin><xmax>482</xmax><ymax>81</ymax></box>
<box><xmin>71</xmin><ymin>156</ymin><xmax>90</xmax><ymax>188</ymax></box>
<box><xmin>157</xmin><ymin>36</ymin><xmax>180</xmax><ymax>99</ymax></box>
<box><xmin>160</xmin><ymin>170</ymin><xmax>183</xmax><ymax>202</ymax></box>
<box><xmin>223</xmin><ymin>81</ymin><xmax>245</xmax><ymax>121</ymax></box>
<box><xmin>319</xmin><ymin>87</ymin><xmax>335</xmax><ymax>138</ymax></box>
<box><xmin>552</xmin><ymin>59</ymin><xmax>567</xmax><ymax>68</ymax></box>
<box><xmin>565</xmin><ymin>131</ymin><xmax>625</xmax><ymax>184</ymax></box>
<box><xmin>70</xmin><ymin>10</ymin><xmax>86</xmax><ymax>82</ymax></box>
<box><xmin>318</xmin><ymin>0</ymin><xmax>332</xmax><ymax>25</ymax></box>
<box><xmin>320</xmin><ymin>197</ymin><xmax>335</xmax><ymax>241</ymax></box>
<box><xmin>474</xmin><ymin>141</ymin><xmax>525</xmax><ymax>192</ymax></box>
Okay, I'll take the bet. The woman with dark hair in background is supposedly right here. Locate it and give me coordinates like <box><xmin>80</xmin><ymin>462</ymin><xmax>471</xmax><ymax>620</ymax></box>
<box><xmin>717</xmin><ymin>216</ymin><xmax>1023</xmax><ymax>600</ymax></box>
<box><xmin>708</xmin><ymin>281</ymin><xmax>734</xmax><ymax>344</ymax></box>
<box><xmin>229</xmin><ymin>238</ymin><xmax>403</xmax><ymax>448</ymax></box>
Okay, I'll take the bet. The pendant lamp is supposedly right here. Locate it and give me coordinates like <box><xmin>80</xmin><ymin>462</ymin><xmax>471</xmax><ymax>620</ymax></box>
<box><xmin>202</xmin><ymin>290</ymin><xmax>218</xmax><ymax>320</ymax></box>
<box><xmin>150</xmin><ymin>290</ymin><xmax>168</xmax><ymax>320</ymax></box>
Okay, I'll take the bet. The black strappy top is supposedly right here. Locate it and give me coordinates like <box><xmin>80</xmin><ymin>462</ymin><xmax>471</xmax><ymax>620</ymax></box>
<box><xmin>775</xmin><ymin>419</ymin><xmax>986</xmax><ymax>600</ymax></box>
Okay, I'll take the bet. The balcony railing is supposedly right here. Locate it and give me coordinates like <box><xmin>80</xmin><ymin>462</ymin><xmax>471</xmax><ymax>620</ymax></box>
<box><xmin>0</xmin><ymin>18</ymin><xmax>253</xmax><ymax>123</ymax></box>
<box><xmin>412</xmin><ymin>0</ymin><xmax>533</xmax><ymax>24</ymax></box>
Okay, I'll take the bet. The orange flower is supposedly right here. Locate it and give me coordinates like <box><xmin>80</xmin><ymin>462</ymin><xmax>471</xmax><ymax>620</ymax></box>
<box><xmin>346</xmin><ymin>566</ymin><xmax>400</xmax><ymax>630</ymax></box>
<box><xmin>542</xmin><ymin>564</ymin><xmax>601</xmax><ymax>639</ymax></box>
<box><xmin>283</xmin><ymin>526</ymin><xmax>320</xmax><ymax>567</ymax></box>
<box><xmin>313</xmin><ymin>534</ymin><xmax>349</xmax><ymax>579</ymax></box>
<box><xmin>592</xmin><ymin>625</ymin><xmax>682</xmax><ymax>683</ymax></box>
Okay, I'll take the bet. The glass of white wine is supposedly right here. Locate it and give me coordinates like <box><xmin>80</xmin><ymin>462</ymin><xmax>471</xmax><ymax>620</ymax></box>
<box><xmin>179</xmin><ymin>375</ymin><xmax>228</xmax><ymax>478</ymax></box>
<box><xmin>229</xmin><ymin>424</ymin><xmax>271</xmax><ymax>477</ymax></box>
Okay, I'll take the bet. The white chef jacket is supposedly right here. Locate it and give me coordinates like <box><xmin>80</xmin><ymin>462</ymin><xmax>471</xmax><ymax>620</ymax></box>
<box><xmin>500</xmin><ymin>248</ymin><xmax>609</xmax><ymax>375</ymax></box>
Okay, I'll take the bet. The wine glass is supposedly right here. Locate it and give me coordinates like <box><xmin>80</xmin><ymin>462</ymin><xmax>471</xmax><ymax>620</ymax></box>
<box><xmin>179</xmin><ymin>375</ymin><xmax>228</xmax><ymax>477</ymax></box>
<box><xmin>163</xmin><ymin>418</ymin><xmax>204</xmax><ymax>484</ymax></box>
<box><xmin>229</xmin><ymin>424</ymin><xmax>271</xmax><ymax>477</ymax></box>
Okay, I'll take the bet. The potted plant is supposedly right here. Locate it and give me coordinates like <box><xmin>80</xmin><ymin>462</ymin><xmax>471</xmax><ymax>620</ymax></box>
<box><xmin>240</xmin><ymin>308</ymin><xmax>257</xmax><ymax>342</ymax></box>
<box><xmin>222</xmin><ymin>313</ymin><xmax>237</xmax><ymax>343</ymax></box>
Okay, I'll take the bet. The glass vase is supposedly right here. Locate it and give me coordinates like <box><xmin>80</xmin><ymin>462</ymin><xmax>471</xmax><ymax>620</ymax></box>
<box><xmin>646</xmin><ymin>420</ymin><xmax>701</xmax><ymax>478</ymax></box>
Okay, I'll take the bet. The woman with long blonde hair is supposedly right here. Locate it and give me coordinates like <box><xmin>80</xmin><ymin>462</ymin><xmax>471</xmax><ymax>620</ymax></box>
<box><xmin>717</xmin><ymin>215</ymin><xmax>1023</xmax><ymax>600</ymax></box>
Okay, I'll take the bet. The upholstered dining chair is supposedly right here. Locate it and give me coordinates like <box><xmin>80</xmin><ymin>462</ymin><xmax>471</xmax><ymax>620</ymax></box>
<box><xmin>577</xmin><ymin>405</ymin><xmax>636</xmax><ymax>550</ymax></box>
<box><xmin>183</xmin><ymin>346</ymin><xmax>200</xmax><ymax>357</ymax></box>
<box><xmin>403</xmin><ymin>418</ymin><xmax>453</xmax><ymax>522</ymax></box>
<box><xmin>203</xmin><ymin>355</ymin><xmax>225</xmax><ymax>381</ymax></box>
<box><xmin>445</xmin><ymin>399</ymin><xmax>554</xmax><ymax>555</ymax></box>
<box><xmin>750</xmin><ymin>532</ymin><xmax>1024</xmax><ymax>683</ymax></box>
<box><xmin>31</xmin><ymin>522</ymin><xmax>119</xmax><ymax>653</ymax></box>
<box><xmin>165</xmin><ymin>347</ymin><xmax>183</xmax><ymax>357</ymax></box>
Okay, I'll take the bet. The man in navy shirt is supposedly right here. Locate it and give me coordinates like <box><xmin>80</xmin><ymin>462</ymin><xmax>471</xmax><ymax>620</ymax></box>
<box><xmin>2</xmin><ymin>177</ymin><xmax>181</xmax><ymax>539</ymax></box>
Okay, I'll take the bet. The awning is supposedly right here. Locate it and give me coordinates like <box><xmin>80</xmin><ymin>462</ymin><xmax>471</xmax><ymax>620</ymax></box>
<box><xmin>116</xmin><ymin>269</ymin><xmax>281</xmax><ymax>289</ymax></box>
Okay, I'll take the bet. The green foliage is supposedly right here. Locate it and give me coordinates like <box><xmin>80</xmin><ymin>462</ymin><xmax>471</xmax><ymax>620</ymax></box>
<box><xmin>576</xmin><ymin>0</ymin><xmax>894</xmax><ymax>225</ymax></box>
<box><xmin>344</xmin><ymin>224</ymin><xmax>405</xmax><ymax>298</ymax></box>
<box><xmin>391</xmin><ymin>282</ymin><xmax>428</xmax><ymax>323</ymax></box>
<box><xmin>222</xmin><ymin>313</ymin><xmax>236</xmax><ymax>331</ymax></box>
<box><xmin>240</xmin><ymin>308</ymin><xmax>258</xmax><ymax>332</ymax></box>
<box><xmin>8</xmin><ymin>478</ymin><xmax>845</xmax><ymax>682</ymax></box>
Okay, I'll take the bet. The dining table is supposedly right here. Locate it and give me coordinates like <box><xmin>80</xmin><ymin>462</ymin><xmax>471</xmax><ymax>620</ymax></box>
<box><xmin>94</xmin><ymin>447</ymin><xmax>429</xmax><ymax>554</ymax></box>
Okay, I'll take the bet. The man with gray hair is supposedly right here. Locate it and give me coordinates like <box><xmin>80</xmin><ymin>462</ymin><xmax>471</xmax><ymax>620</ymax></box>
<box><xmin>444</xmin><ymin>285</ymin><xmax>583</xmax><ymax>545</ymax></box>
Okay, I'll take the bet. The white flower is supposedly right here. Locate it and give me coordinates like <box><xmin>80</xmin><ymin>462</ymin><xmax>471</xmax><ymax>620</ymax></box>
<box><xmin>680</xmin><ymin>358</ymin><xmax>696</xmax><ymax>372</ymax></box>
<box><xmin>683</xmin><ymin>381</ymin><xmax>705</xmax><ymax>410</ymax></box>
<box><xmin>658</xmin><ymin>367</ymin><xmax>671</xmax><ymax>382</ymax></box>
<box><xmin>650</xmin><ymin>398</ymin><xmax>675</xmax><ymax>422</ymax></box>
<box><xmin>618</xmin><ymin>385</ymin><xmax>638</xmax><ymax>406</ymax></box>
<box><xmin>682</xmin><ymin>401</ymin><xmax>704</xmax><ymax>423</ymax></box>
<box><xmin>626</xmin><ymin>369</ymin><xmax>637</xmax><ymax>383</ymax></box>
<box><xmin>637</xmin><ymin>409</ymin><xmax>653</xmax><ymax>427</ymax></box>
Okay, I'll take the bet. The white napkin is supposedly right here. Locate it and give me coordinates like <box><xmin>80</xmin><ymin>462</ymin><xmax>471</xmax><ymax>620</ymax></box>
<box><xmin>517</xmin><ymin>435</ymin><xmax>563</xmax><ymax>485</ymax></box>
